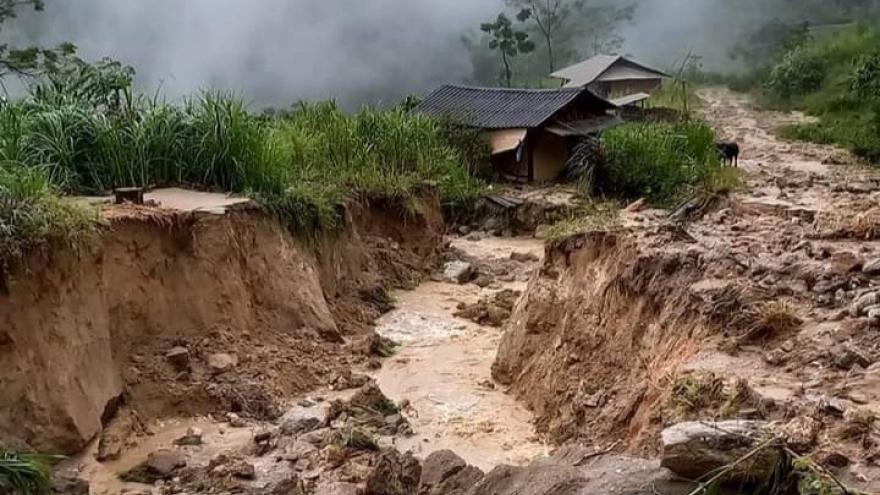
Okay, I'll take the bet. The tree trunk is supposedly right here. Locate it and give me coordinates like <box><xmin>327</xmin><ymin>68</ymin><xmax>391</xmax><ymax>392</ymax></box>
<box><xmin>502</xmin><ymin>52</ymin><xmax>512</xmax><ymax>87</ymax></box>
<box><xmin>546</xmin><ymin>33</ymin><xmax>555</xmax><ymax>74</ymax></box>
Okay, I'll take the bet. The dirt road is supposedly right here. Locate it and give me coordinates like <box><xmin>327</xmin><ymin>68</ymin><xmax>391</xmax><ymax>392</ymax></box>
<box><xmin>693</xmin><ymin>88</ymin><xmax>880</xmax><ymax>490</ymax></box>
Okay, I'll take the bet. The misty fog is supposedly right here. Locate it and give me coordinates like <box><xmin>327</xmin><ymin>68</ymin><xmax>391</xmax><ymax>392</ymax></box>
<box><xmin>6</xmin><ymin>0</ymin><xmax>795</xmax><ymax>107</ymax></box>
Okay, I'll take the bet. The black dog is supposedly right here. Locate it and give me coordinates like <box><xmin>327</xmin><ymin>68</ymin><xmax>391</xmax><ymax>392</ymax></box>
<box><xmin>716</xmin><ymin>142</ymin><xmax>740</xmax><ymax>167</ymax></box>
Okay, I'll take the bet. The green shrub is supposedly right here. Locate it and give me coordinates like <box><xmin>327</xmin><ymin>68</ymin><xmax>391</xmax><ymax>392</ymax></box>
<box><xmin>598</xmin><ymin>121</ymin><xmax>737</xmax><ymax>207</ymax></box>
<box><xmin>765</xmin><ymin>46</ymin><xmax>827</xmax><ymax>99</ymax></box>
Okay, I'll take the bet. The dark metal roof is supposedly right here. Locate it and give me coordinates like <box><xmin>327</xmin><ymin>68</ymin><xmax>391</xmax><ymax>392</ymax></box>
<box><xmin>416</xmin><ymin>84</ymin><xmax>615</xmax><ymax>130</ymax></box>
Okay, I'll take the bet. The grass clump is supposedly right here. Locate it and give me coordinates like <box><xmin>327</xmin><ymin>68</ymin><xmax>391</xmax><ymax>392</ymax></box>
<box><xmin>0</xmin><ymin>448</ymin><xmax>54</xmax><ymax>495</ymax></box>
<box><xmin>598</xmin><ymin>120</ymin><xmax>739</xmax><ymax>207</ymax></box>
<box><xmin>0</xmin><ymin>165</ymin><xmax>95</xmax><ymax>263</ymax></box>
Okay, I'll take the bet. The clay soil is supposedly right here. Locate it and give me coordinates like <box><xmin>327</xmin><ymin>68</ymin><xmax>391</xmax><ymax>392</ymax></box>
<box><xmin>494</xmin><ymin>88</ymin><xmax>880</xmax><ymax>492</ymax></box>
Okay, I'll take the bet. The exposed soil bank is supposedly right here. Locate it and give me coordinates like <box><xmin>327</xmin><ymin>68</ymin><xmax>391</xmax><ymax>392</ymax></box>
<box><xmin>493</xmin><ymin>227</ymin><xmax>710</xmax><ymax>451</ymax></box>
<box><xmin>0</xmin><ymin>190</ymin><xmax>442</xmax><ymax>455</ymax></box>
<box><xmin>493</xmin><ymin>89</ymin><xmax>880</xmax><ymax>491</ymax></box>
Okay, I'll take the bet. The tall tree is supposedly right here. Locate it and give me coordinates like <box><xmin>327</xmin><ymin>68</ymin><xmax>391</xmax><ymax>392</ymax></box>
<box><xmin>578</xmin><ymin>3</ymin><xmax>636</xmax><ymax>57</ymax></box>
<box><xmin>481</xmin><ymin>11</ymin><xmax>536</xmax><ymax>87</ymax></box>
<box><xmin>0</xmin><ymin>0</ymin><xmax>76</xmax><ymax>79</ymax></box>
<box><xmin>506</xmin><ymin>0</ymin><xmax>571</xmax><ymax>73</ymax></box>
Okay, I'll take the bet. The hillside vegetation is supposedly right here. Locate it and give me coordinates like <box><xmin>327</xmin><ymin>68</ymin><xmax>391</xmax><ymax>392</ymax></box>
<box><xmin>0</xmin><ymin>62</ymin><xmax>484</xmax><ymax>263</ymax></box>
<box><xmin>756</xmin><ymin>24</ymin><xmax>880</xmax><ymax>162</ymax></box>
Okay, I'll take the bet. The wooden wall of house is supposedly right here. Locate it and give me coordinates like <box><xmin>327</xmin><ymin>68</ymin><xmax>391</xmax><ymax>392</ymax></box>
<box><xmin>589</xmin><ymin>78</ymin><xmax>663</xmax><ymax>98</ymax></box>
<box><xmin>532</xmin><ymin>130</ymin><xmax>569</xmax><ymax>182</ymax></box>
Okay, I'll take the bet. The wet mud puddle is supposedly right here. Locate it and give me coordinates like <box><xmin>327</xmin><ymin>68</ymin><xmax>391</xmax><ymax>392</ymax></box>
<box><xmin>373</xmin><ymin>235</ymin><xmax>549</xmax><ymax>470</ymax></box>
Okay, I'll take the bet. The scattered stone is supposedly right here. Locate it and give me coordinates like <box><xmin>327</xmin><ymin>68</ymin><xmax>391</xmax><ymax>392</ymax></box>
<box><xmin>209</xmin><ymin>452</ymin><xmax>256</xmax><ymax>479</ymax></box>
<box><xmin>443</xmin><ymin>261</ymin><xmax>474</xmax><ymax>284</ymax></box>
<box><xmin>173</xmin><ymin>427</ymin><xmax>203</xmax><ymax>446</ymax></box>
<box><xmin>279</xmin><ymin>440</ymin><xmax>318</xmax><ymax>463</ymax></box>
<box><xmin>254</xmin><ymin>429</ymin><xmax>273</xmax><ymax>444</ymax></box>
<box><xmin>626</xmin><ymin>198</ymin><xmax>646</xmax><ymax>212</ymax></box>
<box><xmin>661</xmin><ymin>421</ymin><xmax>779</xmax><ymax>485</ymax></box>
<box><xmin>207</xmin><ymin>353</ymin><xmax>237</xmax><ymax>374</ymax></box>
<box><xmin>280</xmin><ymin>405</ymin><xmax>329</xmax><ymax>436</ymax></box>
<box><xmin>472</xmin><ymin>274</ymin><xmax>493</xmax><ymax>288</ymax></box>
<box><xmin>365</xmin><ymin>450</ymin><xmax>422</xmax><ymax>495</ymax></box>
<box><xmin>778</xmin><ymin>417</ymin><xmax>821</xmax><ymax>453</ymax></box>
<box><xmin>226</xmin><ymin>412</ymin><xmax>247</xmax><ymax>428</ymax></box>
<box><xmin>850</xmin><ymin>393</ymin><xmax>869</xmax><ymax>405</ymax></box>
<box><xmin>165</xmin><ymin>347</ymin><xmax>190</xmax><ymax>371</ymax></box>
<box><xmin>120</xmin><ymin>450</ymin><xmax>186</xmax><ymax>483</ymax></box>
<box><xmin>833</xmin><ymin>345</ymin><xmax>873</xmax><ymax>370</ymax></box>
<box><xmin>457</xmin><ymin>225</ymin><xmax>471</xmax><ymax>236</ymax></box>
<box><xmin>817</xmin><ymin>450</ymin><xmax>850</xmax><ymax>469</ymax></box>
<box><xmin>51</xmin><ymin>476</ymin><xmax>89</xmax><ymax>495</ymax></box>
<box><xmin>298</xmin><ymin>428</ymin><xmax>331</xmax><ymax>445</ymax></box>
<box><xmin>534</xmin><ymin>224</ymin><xmax>551</xmax><ymax>239</ymax></box>
<box><xmin>510</xmin><ymin>251</ymin><xmax>539</xmax><ymax>263</ymax></box>
<box><xmin>764</xmin><ymin>348</ymin><xmax>788</xmax><ymax>366</ymax></box>
<box><xmin>863</xmin><ymin>259</ymin><xmax>880</xmax><ymax>275</ymax></box>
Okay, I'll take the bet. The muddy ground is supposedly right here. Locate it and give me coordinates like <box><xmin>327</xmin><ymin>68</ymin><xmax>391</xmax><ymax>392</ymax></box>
<box><xmin>29</xmin><ymin>88</ymin><xmax>880</xmax><ymax>494</ymax></box>
<box><xmin>495</xmin><ymin>88</ymin><xmax>880</xmax><ymax>492</ymax></box>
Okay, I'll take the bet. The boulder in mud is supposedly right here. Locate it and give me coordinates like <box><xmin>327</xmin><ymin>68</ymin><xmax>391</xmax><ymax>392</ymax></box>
<box><xmin>120</xmin><ymin>450</ymin><xmax>187</xmax><ymax>483</ymax></box>
<box><xmin>510</xmin><ymin>251</ymin><xmax>539</xmax><ymax>263</ymax></box>
<box><xmin>280</xmin><ymin>404</ymin><xmax>330</xmax><ymax>436</ymax></box>
<box><xmin>365</xmin><ymin>449</ymin><xmax>422</xmax><ymax>495</ymax></box>
<box><xmin>419</xmin><ymin>450</ymin><xmax>483</xmax><ymax>495</ymax></box>
<box><xmin>443</xmin><ymin>261</ymin><xmax>474</xmax><ymax>284</ymax></box>
<box><xmin>661</xmin><ymin>420</ymin><xmax>781</xmax><ymax>485</ymax></box>
<box><xmin>174</xmin><ymin>427</ymin><xmax>203</xmax><ymax>446</ymax></box>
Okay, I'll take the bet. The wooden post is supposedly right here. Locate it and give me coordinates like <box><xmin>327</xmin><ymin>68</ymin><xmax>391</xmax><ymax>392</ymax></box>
<box><xmin>114</xmin><ymin>187</ymin><xmax>145</xmax><ymax>205</ymax></box>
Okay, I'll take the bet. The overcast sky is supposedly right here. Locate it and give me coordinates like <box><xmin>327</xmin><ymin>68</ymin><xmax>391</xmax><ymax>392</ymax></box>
<box><xmin>7</xmin><ymin>0</ymin><xmax>768</xmax><ymax>107</ymax></box>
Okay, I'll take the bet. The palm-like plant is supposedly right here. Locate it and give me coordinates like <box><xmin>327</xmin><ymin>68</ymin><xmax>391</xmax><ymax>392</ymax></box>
<box><xmin>0</xmin><ymin>448</ymin><xmax>52</xmax><ymax>495</ymax></box>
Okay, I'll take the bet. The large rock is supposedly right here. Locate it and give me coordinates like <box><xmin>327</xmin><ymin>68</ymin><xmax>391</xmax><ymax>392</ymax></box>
<box><xmin>365</xmin><ymin>450</ymin><xmax>422</xmax><ymax>495</ymax></box>
<box><xmin>120</xmin><ymin>450</ymin><xmax>186</xmax><ymax>483</ymax></box>
<box><xmin>280</xmin><ymin>404</ymin><xmax>330</xmax><ymax>436</ymax></box>
<box><xmin>419</xmin><ymin>450</ymin><xmax>482</xmax><ymax>495</ymax></box>
<box><xmin>661</xmin><ymin>421</ymin><xmax>782</xmax><ymax>485</ymax></box>
<box><xmin>443</xmin><ymin>261</ymin><xmax>474</xmax><ymax>284</ymax></box>
<box><xmin>207</xmin><ymin>353</ymin><xmax>238</xmax><ymax>374</ymax></box>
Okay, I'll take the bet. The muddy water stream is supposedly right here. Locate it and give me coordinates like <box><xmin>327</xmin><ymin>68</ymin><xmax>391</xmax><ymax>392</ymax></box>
<box><xmin>374</xmin><ymin>236</ymin><xmax>549</xmax><ymax>470</ymax></box>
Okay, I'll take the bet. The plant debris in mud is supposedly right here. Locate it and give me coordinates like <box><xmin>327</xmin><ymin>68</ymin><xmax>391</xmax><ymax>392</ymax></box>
<box><xmin>666</xmin><ymin>373</ymin><xmax>765</xmax><ymax>423</ymax></box>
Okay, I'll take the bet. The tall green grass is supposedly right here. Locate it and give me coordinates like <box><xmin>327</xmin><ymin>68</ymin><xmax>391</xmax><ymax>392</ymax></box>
<box><xmin>0</xmin><ymin>75</ymin><xmax>484</xmax><ymax>254</ymax></box>
<box><xmin>597</xmin><ymin>121</ymin><xmax>738</xmax><ymax>207</ymax></box>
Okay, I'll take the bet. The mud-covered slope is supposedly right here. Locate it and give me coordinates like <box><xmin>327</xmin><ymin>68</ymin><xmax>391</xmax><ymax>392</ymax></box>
<box><xmin>0</xmin><ymin>193</ymin><xmax>442</xmax><ymax>455</ymax></box>
<box><xmin>492</xmin><ymin>227</ymin><xmax>712</xmax><ymax>452</ymax></box>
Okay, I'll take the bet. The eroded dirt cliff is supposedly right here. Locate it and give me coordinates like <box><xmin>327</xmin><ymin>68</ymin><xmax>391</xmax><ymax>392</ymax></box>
<box><xmin>0</xmin><ymin>191</ymin><xmax>442</xmax><ymax>455</ymax></box>
<box><xmin>493</xmin><ymin>89</ymin><xmax>880</xmax><ymax>491</ymax></box>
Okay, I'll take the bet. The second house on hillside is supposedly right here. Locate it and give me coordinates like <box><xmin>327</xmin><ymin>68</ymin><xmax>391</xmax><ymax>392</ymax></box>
<box><xmin>551</xmin><ymin>54</ymin><xmax>669</xmax><ymax>98</ymax></box>
<box><xmin>417</xmin><ymin>84</ymin><xmax>619</xmax><ymax>183</ymax></box>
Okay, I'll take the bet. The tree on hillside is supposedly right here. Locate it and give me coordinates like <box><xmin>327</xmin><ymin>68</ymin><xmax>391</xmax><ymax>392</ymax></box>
<box><xmin>506</xmin><ymin>0</ymin><xmax>570</xmax><ymax>73</ymax></box>
<box><xmin>578</xmin><ymin>3</ymin><xmax>636</xmax><ymax>57</ymax></box>
<box><xmin>0</xmin><ymin>0</ymin><xmax>76</xmax><ymax>79</ymax></box>
<box><xmin>506</xmin><ymin>0</ymin><xmax>635</xmax><ymax>74</ymax></box>
<box><xmin>481</xmin><ymin>11</ymin><xmax>536</xmax><ymax>87</ymax></box>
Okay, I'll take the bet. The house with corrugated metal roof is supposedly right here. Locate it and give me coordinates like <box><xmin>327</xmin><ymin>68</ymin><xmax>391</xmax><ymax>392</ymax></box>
<box><xmin>417</xmin><ymin>84</ymin><xmax>619</xmax><ymax>183</ymax></box>
<box><xmin>551</xmin><ymin>54</ymin><xmax>669</xmax><ymax>98</ymax></box>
